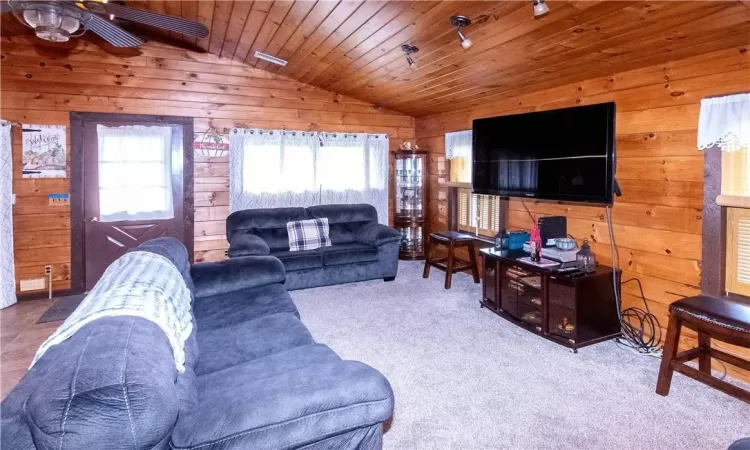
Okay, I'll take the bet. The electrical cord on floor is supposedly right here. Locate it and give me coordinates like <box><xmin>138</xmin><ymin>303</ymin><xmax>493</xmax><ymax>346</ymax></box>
<box><xmin>617</xmin><ymin>278</ymin><xmax>662</xmax><ymax>355</ymax></box>
<box><xmin>605</xmin><ymin>206</ymin><xmax>662</xmax><ymax>356</ymax></box>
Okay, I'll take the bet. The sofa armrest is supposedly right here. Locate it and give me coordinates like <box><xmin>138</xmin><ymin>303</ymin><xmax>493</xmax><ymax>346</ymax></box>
<box><xmin>172</xmin><ymin>360</ymin><xmax>394</xmax><ymax>450</ymax></box>
<box><xmin>228</xmin><ymin>233</ymin><xmax>270</xmax><ymax>258</ymax></box>
<box><xmin>191</xmin><ymin>256</ymin><xmax>285</xmax><ymax>299</ymax></box>
<box><xmin>355</xmin><ymin>223</ymin><xmax>401</xmax><ymax>247</ymax></box>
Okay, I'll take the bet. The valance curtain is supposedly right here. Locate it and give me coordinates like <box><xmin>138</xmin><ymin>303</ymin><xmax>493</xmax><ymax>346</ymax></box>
<box><xmin>229</xmin><ymin>129</ymin><xmax>389</xmax><ymax>224</ymax></box>
<box><xmin>698</xmin><ymin>93</ymin><xmax>750</xmax><ymax>152</ymax></box>
<box><xmin>445</xmin><ymin>130</ymin><xmax>472</xmax><ymax>183</ymax></box>
<box><xmin>1</xmin><ymin>120</ymin><xmax>16</xmax><ymax>309</ymax></box>
<box><xmin>96</xmin><ymin>125</ymin><xmax>174</xmax><ymax>222</ymax></box>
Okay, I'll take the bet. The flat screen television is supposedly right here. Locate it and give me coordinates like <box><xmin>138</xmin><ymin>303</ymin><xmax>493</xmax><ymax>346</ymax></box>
<box><xmin>472</xmin><ymin>102</ymin><xmax>616</xmax><ymax>205</ymax></box>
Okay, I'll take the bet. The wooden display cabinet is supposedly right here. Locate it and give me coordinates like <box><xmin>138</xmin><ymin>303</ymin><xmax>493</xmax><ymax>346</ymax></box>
<box><xmin>394</xmin><ymin>149</ymin><xmax>427</xmax><ymax>260</ymax></box>
<box><xmin>481</xmin><ymin>249</ymin><xmax>621</xmax><ymax>351</ymax></box>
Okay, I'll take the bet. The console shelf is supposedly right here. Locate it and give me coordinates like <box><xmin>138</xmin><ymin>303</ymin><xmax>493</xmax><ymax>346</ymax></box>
<box><xmin>481</xmin><ymin>249</ymin><xmax>622</xmax><ymax>351</ymax></box>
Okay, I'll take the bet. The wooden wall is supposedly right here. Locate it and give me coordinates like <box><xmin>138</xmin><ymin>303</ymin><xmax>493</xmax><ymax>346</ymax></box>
<box><xmin>415</xmin><ymin>44</ymin><xmax>750</xmax><ymax>380</ymax></box>
<box><xmin>0</xmin><ymin>36</ymin><xmax>415</xmax><ymax>295</ymax></box>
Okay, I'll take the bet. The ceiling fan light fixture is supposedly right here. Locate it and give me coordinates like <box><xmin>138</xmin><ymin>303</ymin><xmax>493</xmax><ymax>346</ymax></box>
<box><xmin>401</xmin><ymin>44</ymin><xmax>419</xmax><ymax>69</ymax></box>
<box><xmin>533</xmin><ymin>0</ymin><xmax>550</xmax><ymax>18</ymax></box>
<box><xmin>21</xmin><ymin>6</ymin><xmax>81</xmax><ymax>43</ymax></box>
<box><xmin>450</xmin><ymin>16</ymin><xmax>472</xmax><ymax>50</ymax></box>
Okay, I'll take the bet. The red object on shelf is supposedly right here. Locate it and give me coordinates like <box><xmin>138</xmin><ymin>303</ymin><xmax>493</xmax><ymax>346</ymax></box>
<box><xmin>530</xmin><ymin>215</ymin><xmax>542</xmax><ymax>248</ymax></box>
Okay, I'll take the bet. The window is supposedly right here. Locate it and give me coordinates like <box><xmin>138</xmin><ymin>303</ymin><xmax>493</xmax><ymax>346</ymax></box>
<box><xmin>446</xmin><ymin>130</ymin><xmax>472</xmax><ymax>183</ymax></box>
<box><xmin>726</xmin><ymin>208</ymin><xmax>750</xmax><ymax>297</ymax></box>
<box><xmin>96</xmin><ymin>125</ymin><xmax>174</xmax><ymax>222</ymax></box>
<box><xmin>230</xmin><ymin>129</ymin><xmax>390</xmax><ymax>224</ymax></box>
<box><xmin>720</xmin><ymin>146</ymin><xmax>750</xmax><ymax>297</ymax></box>
<box><xmin>457</xmin><ymin>188</ymin><xmax>502</xmax><ymax>237</ymax></box>
<box><xmin>698</xmin><ymin>93</ymin><xmax>750</xmax><ymax>298</ymax></box>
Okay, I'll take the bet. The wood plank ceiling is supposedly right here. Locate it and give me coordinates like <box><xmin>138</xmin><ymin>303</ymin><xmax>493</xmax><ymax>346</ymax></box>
<box><xmin>2</xmin><ymin>1</ymin><xmax>749</xmax><ymax>117</ymax></box>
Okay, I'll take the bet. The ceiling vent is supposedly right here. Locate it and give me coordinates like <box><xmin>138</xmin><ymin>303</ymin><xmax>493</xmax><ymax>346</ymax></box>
<box><xmin>253</xmin><ymin>51</ymin><xmax>288</xmax><ymax>66</ymax></box>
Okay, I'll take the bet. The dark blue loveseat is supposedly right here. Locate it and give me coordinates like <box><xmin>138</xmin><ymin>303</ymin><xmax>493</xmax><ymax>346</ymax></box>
<box><xmin>227</xmin><ymin>204</ymin><xmax>401</xmax><ymax>290</ymax></box>
<box><xmin>1</xmin><ymin>238</ymin><xmax>394</xmax><ymax>449</ymax></box>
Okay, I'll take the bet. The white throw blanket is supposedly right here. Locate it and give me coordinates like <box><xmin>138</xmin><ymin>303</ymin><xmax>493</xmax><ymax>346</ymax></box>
<box><xmin>31</xmin><ymin>251</ymin><xmax>193</xmax><ymax>372</ymax></box>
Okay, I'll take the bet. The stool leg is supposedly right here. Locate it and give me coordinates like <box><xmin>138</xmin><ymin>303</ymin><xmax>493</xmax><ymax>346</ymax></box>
<box><xmin>468</xmin><ymin>243</ymin><xmax>480</xmax><ymax>284</ymax></box>
<box><xmin>698</xmin><ymin>332</ymin><xmax>712</xmax><ymax>374</ymax></box>
<box><xmin>656</xmin><ymin>313</ymin><xmax>682</xmax><ymax>396</ymax></box>
<box><xmin>422</xmin><ymin>237</ymin><xmax>431</xmax><ymax>279</ymax></box>
<box><xmin>445</xmin><ymin>242</ymin><xmax>455</xmax><ymax>289</ymax></box>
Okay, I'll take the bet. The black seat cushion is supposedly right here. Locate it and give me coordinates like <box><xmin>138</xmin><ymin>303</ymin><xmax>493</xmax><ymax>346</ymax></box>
<box><xmin>671</xmin><ymin>295</ymin><xmax>750</xmax><ymax>334</ymax></box>
<box><xmin>272</xmin><ymin>249</ymin><xmax>324</xmax><ymax>271</ymax></box>
<box><xmin>319</xmin><ymin>243</ymin><xmax>378</xmax><ymax>267</ymax></box>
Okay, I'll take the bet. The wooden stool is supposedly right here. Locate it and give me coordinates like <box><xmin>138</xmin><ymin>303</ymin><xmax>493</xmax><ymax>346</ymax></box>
<box><xmin>422</xmin><ymin>231</ymin><xmax>480</xmax><ymax>289</ymax></box>
<box><xmin>656</xmin><ymin>295</ymin><xmax>750</xmax><ymax>403</ymax></box>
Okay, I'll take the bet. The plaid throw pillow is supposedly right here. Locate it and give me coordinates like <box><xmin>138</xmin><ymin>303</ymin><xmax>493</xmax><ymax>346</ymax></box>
<box><xmin>287</xmin><ymin>218</ymin><xmax>331</xmax><ymax>252</ymax></box>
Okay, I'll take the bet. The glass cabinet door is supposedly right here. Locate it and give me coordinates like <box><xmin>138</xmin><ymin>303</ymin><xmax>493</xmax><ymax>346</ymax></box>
<box><xmin>395</xmin><ymin>153</ymin><xmax>424</xmax><ymax>220</ymax></box>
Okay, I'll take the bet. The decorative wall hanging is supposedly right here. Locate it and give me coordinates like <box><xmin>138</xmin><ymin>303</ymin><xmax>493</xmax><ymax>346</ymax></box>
<box><xmin>22</xmin><ymin>124</ymin><xmax>66</xmax><ymax>178</ymax></box>
<box><xmin>1</xmin><ymin>120</ymin><xmax>17</xmax><ymax>309</ymax></box>
<box><xmin>194</xmin><ymin>127</ymin><xmax>229</xmax><ymax>157</ymax></box>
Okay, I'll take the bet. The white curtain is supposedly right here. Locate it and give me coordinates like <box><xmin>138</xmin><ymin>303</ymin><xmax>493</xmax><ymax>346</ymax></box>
<box><xmin>698</xmin><ymin>93</ymin><xmax>750</xmax><ymax>152</ymax></box>
<box><xmin>230</xmin><ymin>129</ymin><xmax>389</xmax><ymax>224</ymax></box>
<box><xmin>0</xmin><ymin>121</ymin><xmax>16</xmax><ymax>309</ymax></box>
<box><xmin>445</xmin><ymin>130</ymin><xmax>472</xmax><ymax>183</ymax></box>
<box><xmin>97</xmin><ymin>125</ymin><xmax>174</xmax><ymax>222</ymax></box>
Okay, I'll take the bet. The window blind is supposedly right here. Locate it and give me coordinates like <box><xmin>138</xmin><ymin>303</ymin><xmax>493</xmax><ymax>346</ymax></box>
<box><xmin>457</xmin><ymin>188</ymin><xmax>502</xmax><ymax>237</ymax></box>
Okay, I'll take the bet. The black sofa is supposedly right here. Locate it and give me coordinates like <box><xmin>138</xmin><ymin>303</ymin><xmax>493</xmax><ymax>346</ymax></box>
<box><xmin>227</xmin><ymin>204</ymin><xmax>401</xmax><ymax>290</ymax></box>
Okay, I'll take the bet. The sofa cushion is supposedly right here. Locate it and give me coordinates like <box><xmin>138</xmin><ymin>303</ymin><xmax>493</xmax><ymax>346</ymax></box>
<box><xmin>319</xmin><ymin>243</ymin><xmax>378</xmax><ymax>266</ymax></box>
<box><xmin>227</xmin><ymin>207</ymin><xmax>309</xmax><ymax>252</ymax></box>
<box><xmin>193</xmin><ymin>283</ymin><xmax>299</xmax><ymax>331</ymax></box>
<box><xmin>307</xmin><ymin>204</ymin><xmax>378</xmax><ymax>245</ymax></box>
<box><xmin>172</xmin><ymin>358</ymin><xmax>393</xmax><ymax>450</ymax></box>
<box><xmin>24</xmin><ymin>317</ymin><xmax>180</xmax><ymax>450</ymax></box>
<box><xmin>271</xmin><ymin>249</ymin><xmax>324</xmax><ymax>271</ymax></box>
<box><xmin>195</xmin><ymin>313</ymin><xmax>314</xmax><ymax>376</ymax></box>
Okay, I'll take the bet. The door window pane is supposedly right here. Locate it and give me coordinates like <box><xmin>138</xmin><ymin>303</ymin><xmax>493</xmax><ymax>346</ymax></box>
<box><xmin>97</xmin><ymin>125</ymin><xmax>174</xmax><ymax>222</ymax></box>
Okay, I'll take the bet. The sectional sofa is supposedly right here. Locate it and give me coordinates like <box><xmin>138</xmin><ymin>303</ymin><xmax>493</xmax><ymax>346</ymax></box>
<box><xmin>1</xmin><ymin>237</ymin><xmax>394</xmax><ymax>449</ymax></box>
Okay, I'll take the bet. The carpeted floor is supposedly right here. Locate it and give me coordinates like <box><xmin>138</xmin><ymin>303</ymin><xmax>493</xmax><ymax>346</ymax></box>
<box><xmin>291</xmin><ymin>261</ymin><xmax>750</xmax><ymax>450</ymax></box>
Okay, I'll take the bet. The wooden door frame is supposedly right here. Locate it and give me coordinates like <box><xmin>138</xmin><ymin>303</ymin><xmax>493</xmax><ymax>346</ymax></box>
<box><xmin>69</xmin><ymin>112</ymin><xmax>194</xmax><ymax>295</ymax></box>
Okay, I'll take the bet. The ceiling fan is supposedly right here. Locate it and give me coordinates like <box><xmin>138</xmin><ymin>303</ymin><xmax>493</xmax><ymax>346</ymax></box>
<box><xmin>0</xmin><ymin>0</ymin><xmax>209</xmax><ymax>47</ymax></box>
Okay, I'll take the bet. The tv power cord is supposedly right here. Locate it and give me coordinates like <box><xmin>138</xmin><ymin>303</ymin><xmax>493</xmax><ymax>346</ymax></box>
<box><xmin>605</xmin><ymin>206</ymin><xmax>661</xmax><ymax>356</ymax></box>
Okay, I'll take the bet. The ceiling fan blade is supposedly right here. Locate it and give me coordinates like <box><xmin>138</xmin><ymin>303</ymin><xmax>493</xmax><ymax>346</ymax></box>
<box><xmin>83</xmin><ymin>1</ymin><xmax>208</xmax><ymax>38</ymax></box>
<box><xmin>83</xmin><ymin>13</ymin><xmax>143</xmax><ymax>48</ymax></box>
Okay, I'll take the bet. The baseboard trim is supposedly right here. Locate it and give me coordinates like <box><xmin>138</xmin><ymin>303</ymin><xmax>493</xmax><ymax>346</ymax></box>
<box><xmin>16</xmin><ymin>289</ymin><xmax>72</xmax><ymax>302</ymax></box>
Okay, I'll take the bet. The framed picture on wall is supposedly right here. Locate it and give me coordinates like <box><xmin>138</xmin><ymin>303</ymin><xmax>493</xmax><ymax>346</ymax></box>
<box><xmin>22</xmin><ymin>124</ymin><xmax>67</xmax><ymax>178</ymax></box>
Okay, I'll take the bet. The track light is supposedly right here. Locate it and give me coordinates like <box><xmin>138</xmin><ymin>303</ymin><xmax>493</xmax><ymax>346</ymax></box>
<box><xmin>401</xmin><ymin>44</ymin><xmax>419</xmax><ymax>69</ymax></box>
<box><xmin>533</xmin><ymin>0</ymin><xmax>550</xmax><ymax>18</ymax></box>
<box><xmin>450</xmin><ymin>16</ymin><xmax>472</xmax><ymax>49</ymax></box>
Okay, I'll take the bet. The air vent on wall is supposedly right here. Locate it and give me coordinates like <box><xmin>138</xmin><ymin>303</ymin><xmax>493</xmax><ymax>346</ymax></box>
<box><xmin>253</xmin><ymin>51</ymin><xmax>288</xmax><ymax>66</ymax></box>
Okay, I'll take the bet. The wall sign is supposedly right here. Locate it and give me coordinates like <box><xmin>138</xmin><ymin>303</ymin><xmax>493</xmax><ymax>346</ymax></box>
<box><xmin>194</xmin><ymin>128</ymin><xmax>229</xmax><ymax>157</ymax></box>
<box><xmin>22</xmin><ymin>124</ymin><xmax>66</xmax><ymax>178</ymax></box>
<box><xmin>48</xmin><ymin>193</ymin><xmax>70</xmax><ymax>206</ymax></box>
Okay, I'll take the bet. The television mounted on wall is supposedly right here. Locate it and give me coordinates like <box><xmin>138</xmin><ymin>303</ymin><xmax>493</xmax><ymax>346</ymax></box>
<box><xmin>472</xmin><ymin>102</ymin><xmax>616</xmax><ymax>205</ymax></box>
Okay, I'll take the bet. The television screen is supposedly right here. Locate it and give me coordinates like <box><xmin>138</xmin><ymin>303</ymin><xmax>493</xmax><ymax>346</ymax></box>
<box><xmin>472</xmin><ymin>102</ymin><xmax>616</xmax><ymax>205</ymax></box>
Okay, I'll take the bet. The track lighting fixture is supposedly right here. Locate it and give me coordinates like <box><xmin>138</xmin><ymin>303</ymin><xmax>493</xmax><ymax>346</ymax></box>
<box><xmin>401</xmin><ymin>44</ymin><xmax>419</xmax><ymax>69</ymax></box>
<box><xmin>533</xmin><ymin>0</ymin><xmax>550</xmax><ymax>18</ymax></box>
<box><xmin>450</xmin><ymin>16</ymin><xmax>472</xmax><ymax>49</ymax></box>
